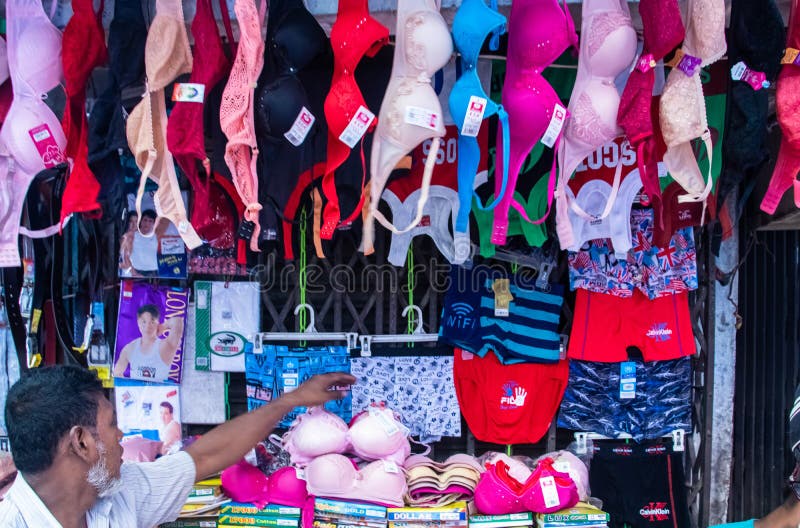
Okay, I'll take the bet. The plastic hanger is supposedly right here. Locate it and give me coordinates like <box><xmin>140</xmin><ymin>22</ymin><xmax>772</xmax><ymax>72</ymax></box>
<box><xmin>252</xmin><ymin>303</ymin><xmax>359</xmax><ymax>351</ymax></box>
<box><xmin>358</xmin><ymin>305</ymin><xmax>439</xmax><ymax>356</ymax></box>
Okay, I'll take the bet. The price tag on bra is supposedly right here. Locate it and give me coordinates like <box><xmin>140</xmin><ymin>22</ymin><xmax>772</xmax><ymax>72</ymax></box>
<box><xmin>539</xmin><ymin>476</ymin><xmax>561</xmax><ymax>509</ymax></box>
<box><xmin>28</xmin><ymin>124</ymin><xmax>65</xmax><ymax>168</ymax></box>
<box><xmin>461</xmin><ymin>96</ymin><xmax>488</xmax><ymax>137</ymax></box>
<box><xmin>284</xmin><ymin>107</ymin><xmax>316</xmax><ymax>146</ymax></box>
<box><xmin>368</xmin><ymin>405</ymin><xmax>400</xmax><ymax>436</ymax></box>
<box><xmin>172</xmin><ymin>83</ymin><xmax>205</xmax><ymax>103</ymax></box>
<box><xmin>339</xmin><ymin>106</ymin><xmax>375</xmax><ymax>148</ymax></box>
<box><xmin>382</xmin><ymin>460</ymin><xmax>400</xmax><ymax>474</ymax></box>
<box><xmin>540</xmin><ymin>103</ymin><xmax>567</xmax><ymax>148</ymax></box>
<box><xmin>405</xmin><ymin>106</ymin><xmax>440</xmax><ymax>131</ymax></box>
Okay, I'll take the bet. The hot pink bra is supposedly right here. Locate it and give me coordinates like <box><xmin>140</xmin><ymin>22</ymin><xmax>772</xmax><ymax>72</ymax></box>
<box><xmin>222</xmin><ymin>462</ymin><xmax>309</xmax><ymax>509</ymax></box>
<box><xmin>278</xmin><ymin>405</ymin><xmax>411</xmax><ymax>466</ymax></box>
<box><xmin>474</xmin><ymin>459</ymin><xmax>579</xmax><ymax>515</ymax></box>
<box><xmin>491</xmin><ymin>0</ymin><xmax>578</xmax><ymax>245</ymax></box>
<box><xmin>305</xmin><ymin>453</ymin><xmax>408</xmax><ymax>506</ymax></box>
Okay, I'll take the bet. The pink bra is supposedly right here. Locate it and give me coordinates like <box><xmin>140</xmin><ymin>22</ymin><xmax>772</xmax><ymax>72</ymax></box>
<box><xmin>474</xmin><ymin>459</ymin><xmax>579</xmax><ymax>515</ymax></box>
<box><xmin>305</xmin><ymin>453</ymin><xmax>408</xmax><ymax>507</ymax></box>
<box><xmin>279</xmin><ymin>405</ymin><xmax>411</xmax><ymax>466</ymax></box>
<box><xmin>0</xmin><ymin>0</ymin><xmax>68</xmax><ymax>268</ymax></box>
<box><xmin>556</xmin><ymin>0</ymin><xmax>636</xmax><ymax>249</ymax></box>
<box><xmin>220</xmin><ymin>0</ymin><xmax>267</xmax><ymax>252</ymax></box>
<box><xmin>491</xmin><ymin>0</ymin><xmax>577</xmax><ymax>245</ymax></box>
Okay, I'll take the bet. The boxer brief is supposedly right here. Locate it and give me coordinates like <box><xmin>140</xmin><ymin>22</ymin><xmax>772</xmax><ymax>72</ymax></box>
<box><xmin>568</xmin><ymin>289</ymin><xmax>695</xmax><ymax>362</ymax></box>
<box><xmin>439</xmin><ymin>265</ymin><xmax>505</xmax><ymax>354</ymax></box>
<box><xmin>350</xmin><ymin>352</ymin><xmax>461</xmax><ymax>442</ymax></box>
<box><xmin>478</xmin><ymin>279</ymin><xmax>564</xmax><ymax>364</ymax></box>
<box><xmin>589</xmin><ymin>440</ymin><xmax>690</xmax><ymax>528</ymax></box>
<box><xmin>453</xmin><ymin>348</ymin><xmax>568</xmax><ymax>444</ymax></box>
<box><xmin>558</xmin><ymin>357</ymin><xmax>692</xmax><ymax>441</ymax></box>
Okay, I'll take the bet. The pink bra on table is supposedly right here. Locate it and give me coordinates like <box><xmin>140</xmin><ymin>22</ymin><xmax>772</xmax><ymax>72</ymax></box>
<box><xmin>555</xmin><ymin>0</ymin><xmax>636</xmax><ymax>250</ymax></box>
<box><xmin>278</xmin><ymin>405</ymin><xmax>411</xmax><ymax>466</ymax></box>
<box><xmin>474</xmin><ymin>459</ymin><xmax>579</xmax><ymax>515</ymax></box>
<box><xmin>305</xmin><ymin>453</ymin><xmax>408</xmax><ymax>506</ymax></box>
<box><xmin>222</xmin><ymin>462</ymin><xmax>309</xmax><ymax>509</ymax></box>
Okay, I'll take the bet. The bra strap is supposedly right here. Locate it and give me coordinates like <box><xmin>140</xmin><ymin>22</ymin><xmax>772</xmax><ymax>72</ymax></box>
<box><xmin>509</xmin><ymin>134</ymin><xmax>561</xmax><ymax>226</ymax></box>
<box><xmin>218</xmin><ymin>0</ymin><xmax>237</xmax><ymax>55</ymax></box>
<box><xmin>488</xmin><ymin>0</ymin><xmax>503</xmax><ymax>51</ymax></box>
<box><xmin>567</xmin><ymin>147</ymin><xmax>624</xmax><ymax>221</ymax></box>
<box><xmin>372</xmin><ymin>137</ymin><xmax>441</xmax><ymax>235</ymax></box>
<box><xmin>472</xmin><ymin>106</ymin><xmax>510</xmax><ymax>213</ymax></box>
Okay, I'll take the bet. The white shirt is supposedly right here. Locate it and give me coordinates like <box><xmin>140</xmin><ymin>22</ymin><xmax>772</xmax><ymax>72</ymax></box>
<box><xmin>130</xmin><ymin>232</ymin><xmax>159</xmax><ymax>271</ymax></box>
<box><xmin>0</xmin><ymin>450</ymin><xmax>196</xmax><ymax>528</ymax></box>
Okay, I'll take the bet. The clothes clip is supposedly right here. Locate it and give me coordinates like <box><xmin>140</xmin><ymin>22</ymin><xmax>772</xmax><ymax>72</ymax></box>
<box><xmin>636</xmin><ymin>53</ymin><xmax>656</xmax><ymax>73</ymax></box>
<box><xmin>730</xmin><ymin>61</ymin><xmax>770</xmax><ymax>90</ymax></box>
<box><xmin>671</xmin><ymin>429</ymin><xmax>685</xmax><ymax>452</ymax></box>
<box><xmin>252</xmin><ymin>333</ymin><xmax>263</xmax><ymax>355</ymax></box>
<box><xmin>574</xmin><ymin>432</ymin><xmax>588</xmax><ymax>455</ymax></box>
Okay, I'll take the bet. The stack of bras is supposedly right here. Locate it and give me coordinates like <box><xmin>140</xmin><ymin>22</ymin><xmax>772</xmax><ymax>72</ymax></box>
<box><xmin>278</xmin><ymin>405</ymin><xmax>412</xmax><ymax>506</ymax></box>
<box><xmin>403</xmin><ymin>454</ymin><xmax>484</xmax><ymax>507</ymax></box>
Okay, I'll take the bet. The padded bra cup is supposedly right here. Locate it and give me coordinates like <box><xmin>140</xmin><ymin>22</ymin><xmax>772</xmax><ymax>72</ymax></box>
<box><xmin>14</xmin><ymin>24</ymin><xmax>62</xmax><ymax>94</ymax></box>
<box><xmin>282</xmin><ymin>406</ymin><xmax>410</xmax><ymax>466</ymax></box>
<box><xmin>1</xmin><ymin>102</ymin><xmax>66</xmax><ymax>173</ymax></box>
<box><xmin>254</xmin><ymin>0</ymin><xmax>327</xmax><ymax>140</ymax></box>
<box><xmin>305</xmin><ymin>454</ymin><xmax>408</xmax><ymax>506</ymax></box>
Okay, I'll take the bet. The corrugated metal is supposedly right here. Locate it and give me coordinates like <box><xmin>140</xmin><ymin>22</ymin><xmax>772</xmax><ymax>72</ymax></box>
<box><xmin>731</xmin><ymin>229</ymin><xmax>800</xmax><ymax>519</ymax></box>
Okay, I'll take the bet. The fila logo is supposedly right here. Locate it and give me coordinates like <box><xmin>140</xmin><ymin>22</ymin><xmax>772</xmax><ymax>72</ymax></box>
<box><xmin>500</xmin><ymin>382</ymin><xmax>527</xmax><ymax>409</ymax></box>
<box><xmin>640</xmin><ymin>503</ymin><xmax>671</xmax><ymax>522</ymax></box>
<box><xmin>678</xmin><ymin>209</ymin><xmax>693</xmax><ymax>221</ymax></box>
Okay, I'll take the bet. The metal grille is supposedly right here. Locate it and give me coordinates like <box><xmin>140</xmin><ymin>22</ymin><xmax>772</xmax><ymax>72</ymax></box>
<box><xmin>730</xmin><ymin>228</ymin><xmax>800</xmax><ymax>519</ymax></box>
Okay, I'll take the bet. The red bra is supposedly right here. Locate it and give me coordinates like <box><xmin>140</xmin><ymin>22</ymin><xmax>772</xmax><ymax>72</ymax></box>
<box><xmin>319</xmin><ymin>0</ymin><xmax>389</xmax><ymax>240</ymax></box>
<box><xmin>166</xmin><ymin>0</ymin><xmax>234</xmax><ymax>232</ymax></box>
<box><xmin>60</xmin><ymin>0</ymin><xmax>107</xmax><ymax>223</ymax></box>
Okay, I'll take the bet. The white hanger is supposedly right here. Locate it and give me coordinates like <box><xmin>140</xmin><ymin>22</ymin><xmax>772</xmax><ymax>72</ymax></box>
<box><xmin>574</xmin><ymin>430</ymin><xmax>685</xmax><ymax>453</ymax></box>
<box><xmin>252</xmin><ymin>303</ymin><xmax>359</xmax><ymax>351</ymax></box>
<box><xmin>358</xmin><ymin>305</ymin><xmax>439</xmax><ymax>357</ymax></box>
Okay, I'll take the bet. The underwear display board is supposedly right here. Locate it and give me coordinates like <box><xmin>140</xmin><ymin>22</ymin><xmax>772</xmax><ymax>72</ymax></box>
<box><xmin>194</xmin><ymin>280</ymin><xmax>260</xmax><ymax>372</ymax></box>
<box><xmin>114</xmin><ymin>378</ymin><xmax>182</xmax><ymax>446</ymax></box>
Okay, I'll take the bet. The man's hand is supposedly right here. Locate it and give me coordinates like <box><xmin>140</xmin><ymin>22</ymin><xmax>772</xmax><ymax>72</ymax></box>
<box><xmin>282</xmin><ymin>372</ymin><xmax>356</xmax><ymax>409</ymax></box>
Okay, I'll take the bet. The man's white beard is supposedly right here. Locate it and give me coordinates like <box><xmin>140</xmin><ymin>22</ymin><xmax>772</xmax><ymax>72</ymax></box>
<box><xmin>86</xmin><ymin>441</ymin><xmax>123</xmax><ymax>498</ymax></box>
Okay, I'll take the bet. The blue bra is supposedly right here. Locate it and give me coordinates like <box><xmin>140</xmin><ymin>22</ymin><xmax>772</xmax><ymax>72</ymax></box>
<box><xmin>448</xmin><ymin>0</ymin><xmax>509</xmax><ymax>262</ymax></box>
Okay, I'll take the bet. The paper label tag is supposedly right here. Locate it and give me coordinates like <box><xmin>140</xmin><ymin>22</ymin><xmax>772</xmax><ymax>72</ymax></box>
<box><xmin>369</xmin><ymin>406</ymin><xmax>400</xmax><ymax>436</ymax></box>
<box><xmin>461</xmin><ymin>96</ymin><xmax>488</xmax><ymax>137</ymax></box>
<box><xmin>172</xmin><ymin>83</ymin><xmax>205</xmax><ymax>103</ymax></box>
<box><xmin>28</xmin><ymin>124</ymin><xmax>65</xmax><ymax>168</ymax></box>
<box><xmin>339</xmin><ymin>106</ymin><xmax>375</xmax><ymax>148</ymax></box>
<box><xmin>539</xmin><ymin>476</ymin><xmax>561</xmax><ymax>509</ymax></box>
<box><xmin>284</xmin><ymin>107</ymin><xmax>316</xmax><ymax>146</ymax></box>
<box><xmin>405</xmin><ymin>106</ymin><xmax>440</xmax><ymax>131</ymax></box>
<box><xmin>782</xmin><ymin>47</ymin><xmax>800</xmax><ymax>65</ymax></box>
<box><xmin>620</xmin><ymin>361</ymin><xmax>637</xmax><ymax>399</ymax></box>
<box><xmin>541</xmin><ymin>103</ymin><xmax>567</xmax><ymax>148</ymax></box>
<box><xmin>493</xmin><ymin>278</ymin><xmax>512</xmax><ymax>317</ymax></box>
<box><xmin>730</xmin><ymin>61</ymin><xmax>747</xmax><ymax>81</ymax></box>
<box><xmin>554</xmin><ymin>461</ymin><xmax>571</xmax><ymax>474</ymax></box>
<box><xmin>383</xmin><ymin>460</ymin><xmax>400</xmax><ymax>474</ymax></box>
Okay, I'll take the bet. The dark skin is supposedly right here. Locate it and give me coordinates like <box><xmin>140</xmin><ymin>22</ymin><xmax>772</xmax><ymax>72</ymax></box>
<box><xmin>753</xmin><ymin>495</ymin><xmax>800</xmax><ymax>528</ymax></box>
<box><xmin>20</xmin><ymin>372</ymin><xmax>356</xmax><ymax>528</ymax></box>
